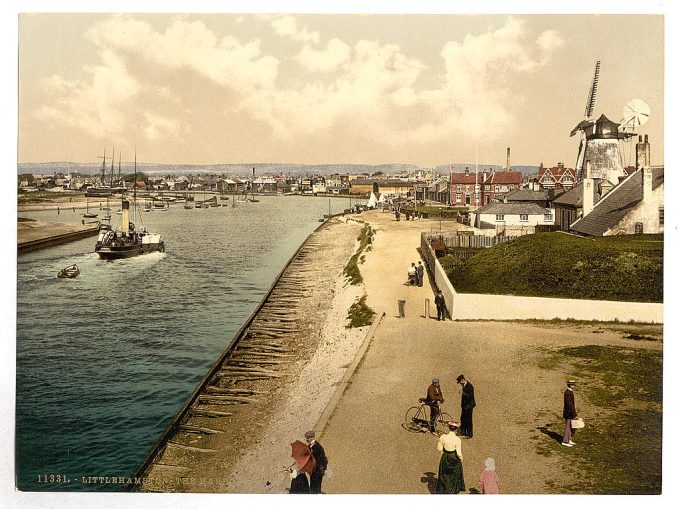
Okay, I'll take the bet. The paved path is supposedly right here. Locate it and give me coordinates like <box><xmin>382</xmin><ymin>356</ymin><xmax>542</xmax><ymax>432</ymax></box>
<box><xmin>318</xmin><ymin>210</ymin><xmax>644</xmax><ymax>494</ymax></box>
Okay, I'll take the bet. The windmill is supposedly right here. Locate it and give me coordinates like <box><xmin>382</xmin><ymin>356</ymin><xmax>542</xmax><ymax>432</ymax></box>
<box><xmin>570</xmin><ymin>60</ymin><xmax>600</xmax><ymax>178</ymax></box>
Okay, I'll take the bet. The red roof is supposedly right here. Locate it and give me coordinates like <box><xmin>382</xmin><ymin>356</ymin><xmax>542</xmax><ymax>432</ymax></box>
<box><xmin>539</xmin><ymin>165</ymin><xmax>575</xmax><ymax>180</ymax></box>
<box><xmin>450</xmin><ymin>171</ymin><xmax>480</xmax><ymax>184</ymax></box>
<box><xmin>484</xmin><ymin>171</ymin><xmax>522</xmax><ymax>185</ymax></box>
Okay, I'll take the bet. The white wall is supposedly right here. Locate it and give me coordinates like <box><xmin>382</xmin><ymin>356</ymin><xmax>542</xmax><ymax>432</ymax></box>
<box><xmin>476</xmin><ymin>211</ymin><xmax>554</xmax><ymax>227</ymax></box>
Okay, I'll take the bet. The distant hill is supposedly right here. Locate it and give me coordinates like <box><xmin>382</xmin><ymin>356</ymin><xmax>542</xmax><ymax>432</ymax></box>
<box><xmin>18</xmin><ymin>161</ymin><xmax>539</xmax><ymax>177</ymax></box>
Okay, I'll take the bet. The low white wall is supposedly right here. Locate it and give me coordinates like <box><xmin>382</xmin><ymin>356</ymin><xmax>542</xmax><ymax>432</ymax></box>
<box><xmin>422</xmin><ymin>233</ymin><xmax>663</xmax><ymax>323</ymax></box>
<box><xmin>453</xmin><ymin>293</ymin><xmax>662</xmax><ymax>323</ymax></box>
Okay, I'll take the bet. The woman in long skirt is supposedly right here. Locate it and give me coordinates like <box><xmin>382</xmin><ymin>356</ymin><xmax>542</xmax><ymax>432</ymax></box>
<box><xmin>436</xmin><ymin>421</ymin><xmax>465</xmax><ymax>494</ymax></box>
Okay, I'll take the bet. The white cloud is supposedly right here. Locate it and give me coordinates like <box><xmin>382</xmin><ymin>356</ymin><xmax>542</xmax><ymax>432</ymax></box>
<box><xmin>271</xmin><ymin>15</ymin><xmax>320</xmax><ymax>44</ymax></box>
<box><xmin>35</xmin><ymin>49</ymin><xmax>139</xmax><ymax>139</ymax></box>
<box><xmin>144</xmin><ymin>112</ymin><xmax>180</xmax><ymax>140</ymax></box>
<box><xmin>243</xmin><ymin>17</ymin><xmax>560</xmax><ymax>146</ymax></box>
<box><xmin>87</xmin><ymin>16</ymin><xmax>280</xmax><ymax>92</ymax></box>
<box><xmin>34</xmin><ymin>15</ymin><xmax>562</xmax><ymax>155</ymax></box>
<box><xmin>296</xmin><ymin>38</ymin><xmax>351</xmax><ymax>73</ymax></box>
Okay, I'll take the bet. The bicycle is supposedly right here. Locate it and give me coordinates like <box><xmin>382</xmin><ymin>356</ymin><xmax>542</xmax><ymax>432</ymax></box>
<box><xmin>402</xmin><ymin>398</ymin><xmax>453</xmax><ymax>435</ymax></box>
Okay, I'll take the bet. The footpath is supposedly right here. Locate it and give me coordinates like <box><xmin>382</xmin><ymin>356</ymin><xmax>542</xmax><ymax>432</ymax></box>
<box><xmin>317</xmin><ymin>210</ymin><xmax>643</xmax><ymax>494</ymax></box>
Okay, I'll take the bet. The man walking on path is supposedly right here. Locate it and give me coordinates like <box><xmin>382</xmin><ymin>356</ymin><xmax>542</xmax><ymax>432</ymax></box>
<box><xmin>434</xmin><ymin>290</ymin><xmax>446</xmax><ymax>321</ymax></box>
<box><xmin>305</xmin><ymin>431</ymin><xmax>329</xmax><ymax>493</ymax></box>
<box><xmin>456</xmin><ymin>374</ymin><xmax>475</xmax><ymax>438</ymax></box>
<box><xmin>562</xmin><ymin>380</ymin><xmax>577</xmax><ymax>447</ymax></box>
<box><xmin>416</xmin><ymin>261</ymin><xmax>425</xmax><ymax>287</ymax></box>
<box><xmin>426</xmin><ymin>377</ymin><xmax>444</xmax><ymax>433</ymax></box>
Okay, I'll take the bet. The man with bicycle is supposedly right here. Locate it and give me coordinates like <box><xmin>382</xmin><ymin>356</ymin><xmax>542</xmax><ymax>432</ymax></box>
<box><xmin>425</xmin><ymin>377</ymin><xmax>444</xmax><ymax>433</ymax></box>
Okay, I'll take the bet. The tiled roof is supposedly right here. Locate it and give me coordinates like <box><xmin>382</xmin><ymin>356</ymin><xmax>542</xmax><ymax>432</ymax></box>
<box><xmin>570</xmin><ymin>167</ymin><xmax>664</xmax><ymax>236</ymax></box>
<box><xmin>474</xmin><ymin>202</ymin><xmax>550</xmax><ymax>215</ymax></box>
<box><xmin>450</xmin><ymin>172</ymin><xmax>480</xmax><ymax>184</ymax></box>
<box><xmin>485</xmin><ymin>171</ymin><xmax>523</xmax><ymax>184</ymax></box>
<box><xmin>504</xmin><ymin>188</ymin><xmax>550</xmax><ymax>202</ymax></box>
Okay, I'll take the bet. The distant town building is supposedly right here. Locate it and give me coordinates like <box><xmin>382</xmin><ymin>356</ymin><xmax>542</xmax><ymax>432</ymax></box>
<box><xmin>349</xmin><ymin>178</ymin><xmax>413</xmax><ymax>197</ymax></box>
<box><xmin>537</xmin><ymin>162</ymin><xmax>576</xmax><ymax>190</ymax></box>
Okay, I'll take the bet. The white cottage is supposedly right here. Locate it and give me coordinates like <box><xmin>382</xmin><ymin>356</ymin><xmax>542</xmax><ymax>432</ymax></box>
<box><xmin>473</xmin><ymin>202</ymin><xmax>554</xmax><ymax>229</ymax></box>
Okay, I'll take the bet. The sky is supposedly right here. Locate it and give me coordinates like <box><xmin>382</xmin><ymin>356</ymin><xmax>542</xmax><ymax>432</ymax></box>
<box><xmin>17</xmin><ymin>13</ymin><xmax>664</xmax><ymax>168</ymax></box>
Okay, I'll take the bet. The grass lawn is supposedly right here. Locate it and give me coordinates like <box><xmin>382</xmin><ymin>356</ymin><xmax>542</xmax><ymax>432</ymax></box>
<box><xmin>443</xmin><ymin>232</ymin><xmax>663</xmax><ymax>302</ymax></box>
<box><xmin>535</xmin><ymin>344</ymin><xmax>662</xmax><ymax>494</ymax></box>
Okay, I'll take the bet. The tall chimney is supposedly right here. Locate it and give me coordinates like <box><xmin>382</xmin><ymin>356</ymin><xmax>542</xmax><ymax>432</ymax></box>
<box><xmin>506</xmin><ymin>147</ymin><xmax>510</xmax><ymax>172</ymax></box>
<box><xmin>636</xmin><ymin>135</ymin><xmax>651</xmax><ymax>170</ymax></box>
<box><xmin>464</xmin><ymin>167</ymin><xmax>469</xmax><ymax>176</ymax></box>
<box><xmin>582</xmin><ymin>161</ymin><xmax>594</xmax><ymax>217</ymax></box>
<box><xmin>121</xmin><ymin>199</ymin><xmax>130</xmax><ymax>236</ymax></box>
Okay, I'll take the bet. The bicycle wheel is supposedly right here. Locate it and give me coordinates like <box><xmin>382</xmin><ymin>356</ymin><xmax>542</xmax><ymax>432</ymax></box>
<box><xmin>436</xmin><ymin>412</ymin><xmax>454</xmax><ymax>434</ymax></box>
<box><xmin>403</xmin><ymin>406</ymin><xmax>426</xmax><ymax>433</ymax></box>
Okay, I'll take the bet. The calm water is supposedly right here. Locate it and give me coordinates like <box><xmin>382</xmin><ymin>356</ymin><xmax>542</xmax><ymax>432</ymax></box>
<box><xmin>16</xmin><ymin>195</ymin><xmax>363</xmax><ymax>491</ymax></box>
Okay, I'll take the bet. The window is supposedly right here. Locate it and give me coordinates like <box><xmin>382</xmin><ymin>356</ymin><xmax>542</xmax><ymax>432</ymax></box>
<box><xmin>544</xmin><ymin>213</ymin><xmax>553</xmax><ymax>221</ymax></box>
<box><xmin>634</xmin><ymin>222</ymin><xmax>644</xmax><ymax>234</ymax></box>
<box><xmin>508</xmin><ymin>185</ymin><xmax>514</xmax><ymax>190</ymax></box>
<box><xmin>495</xmin><ymin>214</ymin><xmax>505</xmax><ymax>221</ymax></box>
<box><xmin>494</xmin><ymin>185</ymin><xmax>500</xmax><ymax>193</ymax></box>
<box><xmin>474</xmin><ymin>184</ymin><xmax>480</xmax><ymax>191</ymax></box>
<box><xmin>485</xmin><ymin>185</ymin><xmax>490</xmax><ymax>191</ymax></box>
<box><xmin>456</xmin><ymin>185</ymin><xmax>461</xmax><ymax>192</ymax></box>
<box><xmin>520</xmin><ymin>214</ymin><xmax>529</xmax><ymax>222</ymax></box>
<box><xmin>660</xmin><ymin>208</ymin><xmax>664</xmax><ymax>226</ymax></box>
<box><xmin>456</xmin><ymin>193</ymin><xmax>462</xmax><ymax>202</ymax></box>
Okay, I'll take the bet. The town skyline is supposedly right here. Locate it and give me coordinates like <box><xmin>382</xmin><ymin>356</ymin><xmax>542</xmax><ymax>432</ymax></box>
<box><xmin>18</xmin><ymin>13</ymin><xmax>664</xmax><ymax>168</ymax></box>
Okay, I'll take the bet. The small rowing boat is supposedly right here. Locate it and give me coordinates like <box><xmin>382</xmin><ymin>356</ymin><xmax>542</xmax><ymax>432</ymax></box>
<box><xmin>57</xmin><ymin>264</ymin><xmax>80</xmax><ymax>279</ymax></box>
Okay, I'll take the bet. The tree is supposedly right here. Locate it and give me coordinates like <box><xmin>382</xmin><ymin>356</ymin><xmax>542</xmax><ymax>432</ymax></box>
<box><xmin>123</xmin><ymin>172</ymin><xmax>147</xmax><ymax>183</ymax></box>
<box><xmin>18</xmin><ymin>173</ymin><xmax>34</xmax><ymax>184</ymax></box>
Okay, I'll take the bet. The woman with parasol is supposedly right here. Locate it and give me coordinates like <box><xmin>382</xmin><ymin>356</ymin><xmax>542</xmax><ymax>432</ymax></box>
<box><xmin>288</xmin><ymin>440</ymin><xmax>317</xmax><ymax>494</ymax></box>
<box><xmin>436</xmin><ymin>421</ymin><xmax>465</xmax><ymax>494</ymax></box>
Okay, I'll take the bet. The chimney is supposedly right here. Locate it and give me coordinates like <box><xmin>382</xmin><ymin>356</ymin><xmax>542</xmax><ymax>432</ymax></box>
<box><xmin>506</xmin><ymin>147</ymin><xmax>510</xmax><ymax>172</ymax></box>
<box><xmin>121</xmin><ymin>199</ymin><xmax>130</xmax><ymax>236</ymax></box>
<box><xmin>600</xmin><ymin>180</ymin><xmax>613</xmax><ymax>197</ymax></box>
<box><xmin>464</xmin><ymin>167</ymin><xmax>469</xmax><ymax>176</ymax></box>
<box><xmin>482</xmin><ymin>171</ymin><xmax>487</xmax><ymax>182</ymax></box>
<box><xmin>643</xmin><ymin>166</ymin><xmax>653</xmax><ymax>201</ymax></box>
<box><xmin>582</xmin><ymin>160</ymin><xmax>594</xmax><ymax>217</ymax></box>
<box><xmin>635</xmin><ymin>135</ymin><xmax>651</xmax><ymax>170</ymax></box>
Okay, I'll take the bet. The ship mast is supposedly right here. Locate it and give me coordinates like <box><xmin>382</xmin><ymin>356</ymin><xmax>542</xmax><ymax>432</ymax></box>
<box><xmin>100</xmin><ymin>149</ymin><xmax>107</xmax><ymax>185</ymax></box>
<box><xmin>133</xmin><ymin>148</ymin><xmax>137</xmax><ymax>224</ymax></box>
<box><xmin>110</xmin><ymin>147</ymin><xmax>115</xmax><ymax>187</ymax></box>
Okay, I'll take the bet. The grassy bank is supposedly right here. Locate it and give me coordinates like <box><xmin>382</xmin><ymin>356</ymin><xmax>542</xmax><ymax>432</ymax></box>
<box><xmin>343</xmin><ymin>223</ymin><xmax>375</xmax><ymax>285</ymax></box>
<box><xmin>535</xmin><ymin>344</ymin><xmax>662</xmax><ymax>494</ymax></box>
<box><xmin>346</xmin><ymin>295</ymin><xmax>376</xmax><ymax>328</ymax></box>
<box><xmin>443</xmin><ymin>232</ymin><xmax>663</xmax><ymax>302</ymax></box>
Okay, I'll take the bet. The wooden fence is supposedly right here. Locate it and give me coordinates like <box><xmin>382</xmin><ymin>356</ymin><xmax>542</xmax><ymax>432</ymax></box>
<box><xmin>425</xmin><ymin>232</ymin><xmax>520</xmax><ymax>249</ymax></box>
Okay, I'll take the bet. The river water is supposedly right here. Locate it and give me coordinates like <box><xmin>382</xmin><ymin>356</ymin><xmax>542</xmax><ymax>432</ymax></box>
<box><xmin>15</xmin><ymin>195</ymin><xmax>364</xmax><ymax>492</ymax></box>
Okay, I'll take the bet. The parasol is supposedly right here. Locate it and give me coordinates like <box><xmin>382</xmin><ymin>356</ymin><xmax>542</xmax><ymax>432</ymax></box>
<box><xmin>290</xmin><ymin>440</ymin><xmax>317</xmax><ymax>475</ymax></box>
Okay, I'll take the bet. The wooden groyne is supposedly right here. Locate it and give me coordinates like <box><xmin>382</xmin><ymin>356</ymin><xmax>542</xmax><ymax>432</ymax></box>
<box><xmin>128</xmin><ymin>217</ymin><xmax>346</xmax><ymax>491</ymax></box>
<box><xmin>17</xmin><ymin>221</ymin><xmax>101</xmax><ymax>255</ymax></box>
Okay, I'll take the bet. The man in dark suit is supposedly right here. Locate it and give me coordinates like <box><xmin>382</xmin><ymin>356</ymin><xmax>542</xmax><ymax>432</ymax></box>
<box><xmin>456</xmin><ymin>374</ymin><xmax>475</xmax><ymax>438</ymax></box>
<box><xmin>416</xmin><ymin>261</ymin><xmax>425</xmax><ymax>287</ymax></box>
<box><xmin>305</xmin><ymin>431</ymin><xmax>328</xmax><ymax>494</ymax></box>
<box><xmin>425</xmin><ymin>377</ymin><xmax>444</xmax><ymax>433</ymax></box>
<box><xmin>562</xmin><ymin>380</ymin><xmax>577</xmax><ymax>447</ymax></box>
<box><xmin>434</xmin><ymin>290</ymin><xmax>446</xmax><ymax>321</ymax></box>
